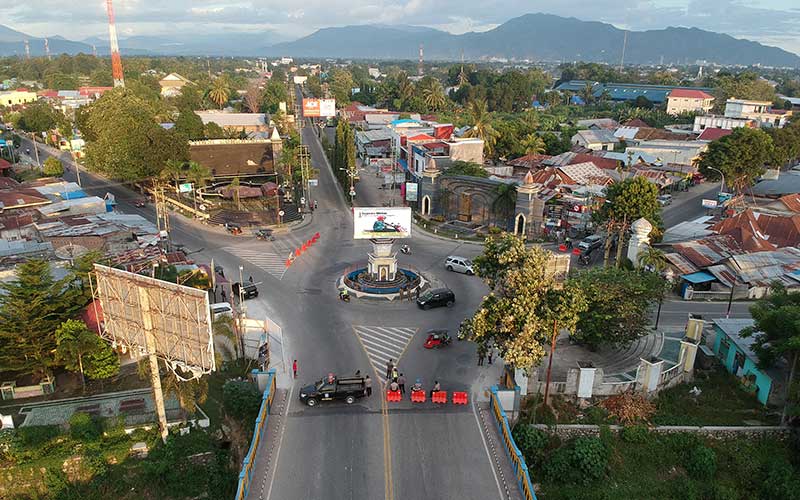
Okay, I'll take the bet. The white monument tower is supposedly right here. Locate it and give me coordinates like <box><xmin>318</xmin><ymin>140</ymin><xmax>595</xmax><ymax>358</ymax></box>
<box><xmin>627</xmin><ymin>217</ymin><xmax>652</xmax><ymax>266</ymax></box>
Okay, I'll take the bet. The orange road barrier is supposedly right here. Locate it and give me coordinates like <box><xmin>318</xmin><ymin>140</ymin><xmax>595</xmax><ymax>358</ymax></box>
<box><xmin>295</xmin><ymin>248</ymin><xmax>302</xmax><ymax>257</ymax></box>
<box><xmin>285</xmin><ymin>259</ymin><xmax>292</xmax><ymax>267</ymax></box>
<box><xmin>432</xmin><ymin>391</ymin><xmax>447</xmax><ymax>404</ymax></box>
<box><xmin>386</xmin><ymin>390</ymin><xmax>402</xmax><ymax>402</ymax></box>
<box><xmin>558</xmin><ymin>244</ymin><xmax>567</xmax><ymax>252</ymax></box>
<box><xmin>411</xmin><ymin>390</ymin><xmax>426</xmax><ymax>403</ymax></box>
<box><xmin>452</xmin><ymin>391</ymin><xmax>468</xmax><ymax>405</ymax></box>
<box><xmin>572</xmin><ymin>248</ymin><xmax>581</xmax><ymax>255</ymax></box>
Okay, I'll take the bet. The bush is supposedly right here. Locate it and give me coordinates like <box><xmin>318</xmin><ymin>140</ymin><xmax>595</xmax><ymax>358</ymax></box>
<box><xmin>69</xmin><ymin>412</ymin><xmax>101</xmax><ymax>442</ymax></box>
<box><xmin>16</xmin><ymin>424</ymin><xmax>62</xmax><ymax>447</ymax></box>
<box><xmin>512</xmin><ymin>424</ymin><xmax>548</xmax><ymax>467</ymax></box>
<box><xmin>222</xmin><ymin>380</ymin><xmax>262</xmax><ymax>422</ymax></box>
<box><xmin>761</xmin><ymin>459</ymin><xmax>800</xmax><ymax>500</ymax></box>
<box><xmin>620</xmin><ymin>424</ymin><xmax>650</xmax><ymax>444</ymax></box>
<box><xmin>43</xmin><ymin>156</ymin><xmax>64</xmax><ymax>177</ymax></box>
<box><xmin>543</xmin><ymin>437</ymin><xmax>608</xmax><ymax>484</ymax></box>
<box><xmin>686</xmin><ymin>445</ymin><xmax>716</xmax><ymax>480</ymax></box>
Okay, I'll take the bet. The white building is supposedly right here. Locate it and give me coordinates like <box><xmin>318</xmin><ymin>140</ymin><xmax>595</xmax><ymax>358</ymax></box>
<box><xmin>666</xmin><ymin>89</ymin><xmax>714</xmax><ymax>115</ymax></box>
<box><xmin>571</xmin><ymin>129</ymin><xmax>619</xmax><ymax>151</ymax></box>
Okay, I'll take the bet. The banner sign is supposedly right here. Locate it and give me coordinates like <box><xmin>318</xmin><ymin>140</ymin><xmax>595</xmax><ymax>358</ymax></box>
<box><xmin>353</xmin><ymin>207</ymin><xmax>412</xmax><ymax>240</ymax></box>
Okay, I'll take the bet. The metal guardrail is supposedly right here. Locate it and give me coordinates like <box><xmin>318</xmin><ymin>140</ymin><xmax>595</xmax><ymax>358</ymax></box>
<box><xmin>490</xmin><ymin>386</ymin><xmax>537</xmax><ymax>500</ymax></box>
<box><xmin>234</xmin><ymin>368</ymin><xmax>277</xmax><ymax>500</ymax></box>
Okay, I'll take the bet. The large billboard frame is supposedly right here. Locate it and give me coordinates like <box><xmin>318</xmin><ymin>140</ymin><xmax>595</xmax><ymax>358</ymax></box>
<box><xmin>93</xmin><ymin>264</ymin><xmax>215</xmax><ymax>375</ymax></box>
<box><xmin>302</xmin><ymin>98</ymin><xmax>336</xmax><ymax>118</ymax></box>
<box><xmin>353</xmin><ymin>207</ymin><xmax>412</xmax><ymax>240</ymax></box>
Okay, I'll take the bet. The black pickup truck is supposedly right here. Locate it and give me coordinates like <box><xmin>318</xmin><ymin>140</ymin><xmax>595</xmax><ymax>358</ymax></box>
<box><xmin>299</xmin><ymin>376</ymin><xmax>366</xmax><ymax>407</ymax></box>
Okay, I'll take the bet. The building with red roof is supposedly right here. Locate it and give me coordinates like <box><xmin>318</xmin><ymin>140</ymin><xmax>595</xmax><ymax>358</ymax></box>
<box><xmin>697</xmin><ymin>128</ymin><xmax>733</xmax><ymax>141</ymax></box>
<box><xmin>667</xmin><ymin>89</ymin><xmax>714</xmax><ymax>116</ymax></box>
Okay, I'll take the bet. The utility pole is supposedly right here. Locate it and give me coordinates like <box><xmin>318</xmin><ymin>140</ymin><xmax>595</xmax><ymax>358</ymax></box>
<box><xmin>299</xmin><ymin>144</ymin><xmax>311</xmax><ymax>212</ymax></box>
<box><xmin>618</xmin><ymin>30</ymin><xmax>628</xmax><ymax>72</ymax></box>
<box><xmin>543</xmin><ymin>319</ymin><xmax>559</xmax><ymax>407</ymax></box>
<box><xmin>30</xmin><ymin>132</ymin><xmax>41</xmax><ymax>169</ymax></box>
<box><xmin>155</xmin><ymin>184</ymin><xmax>172</xmax><ymax>252</ymax></box>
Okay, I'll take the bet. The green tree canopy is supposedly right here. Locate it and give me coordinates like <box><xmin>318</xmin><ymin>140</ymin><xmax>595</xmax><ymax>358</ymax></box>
<box><xmin>0</xmin><ymin>259</ymin><xmax>83</xmax><ymax>378</ymax></box>
<box><xmin>56</xmin><ymin>319</ymin><xmax>119</xmax><ymax>388</ymax></box>
<box><xmin>464</xmin><ymin>234</ymin><xmax>587</xmax><ymax>368</ymax></box>
<box><xmin>443</xmin><ymin>160</ymin><xmax>489</xmax><ymax>178</ymax></box>
<box><xmin>696</xmin><ymin>127</ymin><xmax>773</xmax><ymax>193</ymax></box>
<box><xmin>43</xmin><ymin>156</ymin><xmax>64</xmax><ymax>177</ymax></box>
<box><xmin>595</xmin><ymin>176</ymin><xmax>662</xmax><ymax>229</ymax></box>
<box><xmin>571</xmin><ymin>267</ymin><xmax>666</xmax><ymax>349</ymax></box>
<box><xmin>82</xmin><ymin>88</ymin><xmax>188</xmax><ymax>181</ymax></box>
<box><xmin>261</xmin><ymin>80</ymin><xmax>288</xmax><ymax>114</ymax></box>
<box><xmin>18</xmin><ymin>101</ymin><xmax>66</xmax><ymax>134</ymax></box>
<box><xmin>174</xmin><ymin>108</ymin><xmax>205</xmax><ymax>140</ymax></box>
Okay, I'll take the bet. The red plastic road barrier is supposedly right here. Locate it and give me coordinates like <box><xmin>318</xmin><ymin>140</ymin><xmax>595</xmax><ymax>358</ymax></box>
<box><xmin>386</xmin><ymin>390</ymin><xmax>402</xmax><ymax>402</ymax></box>
<box><xmin>301</xmin><ymin>242</ymin><xmax>308</xmax><ymax>251</ymax></box>
<box><xmin>285</xmin><ymin>259</ymin><xmax>292</xmax><ymax>267</ymax></box>
<box><xmin>307</xmin><ymin>239</ymin><xmax>313</xmax><ymax>247</ymax></box>
<box><xmin>572</xmin><ymin>248</ymin><xmax>581</xmax><ymax>255</ymax></box>
<box><xmin>452</xmin><ymin>392</ymin><xmax>468</xmax><ymax>405</ymax></box>
<box><xmin>432</xmin><ymin>391</ymin><xmax>447</xmax><ymax>404</ymax></box>
<box><xmin>410</xmin><ymin>390</ymin><xmax>426</xmax><ymax>403</ymax></box>
<box><xmin>558</xmin><ymin>244</ymin><xmax>567</xmax><ymax>252</ymax></box>
<box><xmin>295</xmin><ymin>248</ymin><xmax>302</xmax><ymax>257</ymax></box>
<box><xmin>314</xmin><ymin>232</ymin><xmax>320</xmax><ymax>240</ymax></box>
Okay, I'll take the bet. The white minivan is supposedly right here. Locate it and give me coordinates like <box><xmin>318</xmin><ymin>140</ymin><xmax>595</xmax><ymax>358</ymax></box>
<box><xmin>445</xmin><ymin>256</ymin><xmax>475</xmax><ymax>275</ymax></box>
<box><xmin>210</xmin><ymin>302</ymin><xmax>233</xmax><ymax>318</ymax></box>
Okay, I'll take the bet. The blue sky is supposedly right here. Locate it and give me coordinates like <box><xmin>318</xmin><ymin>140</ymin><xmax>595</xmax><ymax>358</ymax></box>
<box><xmin>6</xmin><ymin>0</ymin><xmax>800</xmax><ymax>54</ymax></box>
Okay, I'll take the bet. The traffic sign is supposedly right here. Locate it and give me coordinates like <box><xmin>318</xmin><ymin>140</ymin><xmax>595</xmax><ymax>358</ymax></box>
<box><xmin>179</xmin><ymin>183</ymin><xmax>193</xmax><ymax>193</ymax></box>
<box><xmin>300</xmin><ymin>197</ymin><xmax>306</xmax><ymax>205</ymax></box>
<box><xmin>309</xmin><ymin>179</ymin><xmax>318</xmax><ymax>187</ymax></box>
<box><xmin>278</xmin><ymin>210</ymin><xmax>285</xmax><ymax>217</ymax></box>
<box><xmin>349</xmin><ymin>190</ymin><xmax>356</xmax><ymax>197</ymax></box>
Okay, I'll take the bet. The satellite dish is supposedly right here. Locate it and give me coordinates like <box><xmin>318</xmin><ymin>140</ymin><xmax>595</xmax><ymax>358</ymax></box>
<box><xmin>54</xmin><ymin>244</ymin><xmax>88</xmax><ymax>261</ymax></box>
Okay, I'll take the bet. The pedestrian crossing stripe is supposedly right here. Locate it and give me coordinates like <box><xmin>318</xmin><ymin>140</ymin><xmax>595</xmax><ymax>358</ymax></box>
<box><xmin>221</xmin><ymin>246</ymin><xmax>289</xmax><ymax>280</ymax></box>
<box><xmin>352</xmin><ymin>325</ymin><xmax>417</xmax><ymax>376</ymax></box>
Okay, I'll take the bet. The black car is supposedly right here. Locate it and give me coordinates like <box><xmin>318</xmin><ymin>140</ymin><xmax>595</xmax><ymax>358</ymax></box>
<box><xmin>417</xmin><ymin>287</ymin><xmax>455</xmax><ymax>310</ymax></box>
<box><xmin>232</xmin><ymin>281</ymin><xmax>258</xmax><ymax>299</ymax></box>
<box><xmin>254</xmin><ymin>228</ymin><xmax>274</xmax><ymax>241</ymax></box>
<box><xmin>299</xmin><ymin>376</ymin><xmax>367</xmax><ymax>407</ymax></box>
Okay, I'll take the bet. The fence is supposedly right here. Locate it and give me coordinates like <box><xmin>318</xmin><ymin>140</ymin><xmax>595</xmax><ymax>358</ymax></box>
<box><xmin>490</xmin><ymin>386</ymin><xmax>537</xmax><ymax>500</ymax></box>
<box><xmin>234</xmin><ymin>368</ymin><xmax>277</xmax><ymax>500</ymax></box>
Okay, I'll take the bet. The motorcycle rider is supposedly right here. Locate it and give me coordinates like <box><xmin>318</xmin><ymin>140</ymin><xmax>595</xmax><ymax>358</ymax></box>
<box><xmin>339</xmin><ymin>289</ymin><xmax>350</xmax><ymax>301</ymax></box>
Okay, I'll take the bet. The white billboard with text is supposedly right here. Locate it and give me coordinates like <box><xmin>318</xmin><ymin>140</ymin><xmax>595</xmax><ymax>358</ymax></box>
<box><xmin>353</xmin><ymin>207</ymin><xmax>412</xmax><ymax>239</ymax></box>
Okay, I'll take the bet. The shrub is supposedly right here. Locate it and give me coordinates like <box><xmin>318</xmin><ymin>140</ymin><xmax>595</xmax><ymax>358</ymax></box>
<box><xmin>584</xmin><ymin>405</ymin><xmax>612</xmax><ymax>425</ymax></box>
<box><xmin>599</xmin><ymin>392</ymin><xmax>655</xmax><ymax>424</ymax></box>
<box><xmin>620</xmin><ymin>424</ymin><xmax>650</xmax><ymax>444</ymax></box>
<box><xmin>543</xmin><ymin>437</ymin><xmax>608</xmax><ymax>484</ymax></box>
<box><xmin>43</xmin><ymin>156</ymin><xmax>64</xmax><ymax>177</ymax></box>
<box><xmin>543</xmin><ymin>445</ymin><xmax>573</xmax><ymax>483</ymax></box>
<box><xmin>761</xmin><ymin>458</ymin><xmax>800</xmax><ymax>500</ymax></box>
<box><xmin>686</xmin><ymin>445</ymin><xmax>716</xmax><ymax>480</ymax></box>
<box><xmin>222</xmin><ymin>380</ymin><xmax>262</xmax><ymax>422</ymax></box>
<box><xmin>69</xmin><ymin>412</ymin><xmax>101</xmax><ymax>442</ymax></box>
<box><xmin>16</xmin><ymin>424</ymin><xmax>62</xmax><ymax>447</ymax></box>
<box><xmin>512</xmin><ymin>424</ymin><xmax>548</xmax><ymax>467</ymax></box>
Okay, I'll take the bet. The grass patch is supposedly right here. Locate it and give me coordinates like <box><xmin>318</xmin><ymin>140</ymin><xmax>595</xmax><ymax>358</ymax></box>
<box><xmin>652</xmin><ymin>368</ymin><xmax>780</xmax><ymax>426</ymax></box>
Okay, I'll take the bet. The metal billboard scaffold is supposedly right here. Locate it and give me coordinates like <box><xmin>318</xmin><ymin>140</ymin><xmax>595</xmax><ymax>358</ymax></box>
<box><xmin>93</xmin><ymin>264</ymin><xmax>214</xmax><ymax>441</ymax></box>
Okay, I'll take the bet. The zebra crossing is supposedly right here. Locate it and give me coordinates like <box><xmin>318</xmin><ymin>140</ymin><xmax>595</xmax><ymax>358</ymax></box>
<box><xmin>222</xmin><ymin>246</ymin><xmax>290</xmax><ymax>280</ymax></box>
<box><xmin>353</xmin><ymin>325</ymin><xmax>418</xmax><ymax>375</ymax></box>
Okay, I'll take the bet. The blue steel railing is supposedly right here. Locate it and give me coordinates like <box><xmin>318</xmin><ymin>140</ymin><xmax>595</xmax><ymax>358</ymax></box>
<box><xmin>489</xmin><ymin>385</ymin><xmax>537</xmax><ymax>500</ymax></box>
<box><xmin>235</xmin><ymin>368</ymin><xmax>277</xmax><ymax>500</ymax></box>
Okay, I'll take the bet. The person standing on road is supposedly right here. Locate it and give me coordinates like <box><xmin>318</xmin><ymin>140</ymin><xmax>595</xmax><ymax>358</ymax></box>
<box><xmin>430</xmin><ymin>380</ymin><xmax>440</xmax><ymax>398</ymax></box>
<box><xmin>391</xmin><ymin>366</ymin><xmax>399</xmax><ymax>382</ymax></box>
<box><xmin>389</xmin><ymin>380</ymin><xmax>399</xmax><ymax>392</ymax></box>
<box><xmin>477</xmin><ymin>346</ymin><xmax>485</xmax><ymax>366</ymax></box>
<box><xmin>386</xmin><ymin>359</ymin><xmax>394</xmax><ymax>379</ymax></box>
<box><xmin>365</xmin><ymin>375</ymin><xmax>372</xmax><ymax>396</ymax></box>
<box><xmin>293</xmin><ymin>359</ymin><xmax>298</xmax><ymax>379</ymax></box>
<box><xmin>397</xmin><ymin>373</ymin><xmax>406</xmax><ymax>394</ymax></box>
<box><xmin>488</xmin><ymin>349</ymin><xmax>494</xmax><ymax>365</ymax></box>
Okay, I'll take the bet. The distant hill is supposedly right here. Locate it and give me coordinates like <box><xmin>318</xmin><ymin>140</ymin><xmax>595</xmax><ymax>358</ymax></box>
<box><xmin>268</xmin><ymin>13</ymin><xmax>800</xmax><ymax>67</ymax></box>
<box><xmin>0</xmin><ymin>25</ymin><xmax>95</xmax><ymax>57</ymax></box>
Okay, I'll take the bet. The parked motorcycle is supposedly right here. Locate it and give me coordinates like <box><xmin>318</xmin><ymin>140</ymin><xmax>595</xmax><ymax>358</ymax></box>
<box><xmin>400</xmin><ymin>245</ymin><xmax>411</xmax><ymax>255</ymax></box>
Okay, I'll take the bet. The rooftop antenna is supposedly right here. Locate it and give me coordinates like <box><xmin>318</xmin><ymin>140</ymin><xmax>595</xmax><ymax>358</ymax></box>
<box><xmin>418</xmin><ymin>44</ymin><xmax>424</xmax><ymax>77</ymax></box>
<box><xmin>618</xmin><ymin>30</ymin><xmax>628</xmax><ymax>71</ymax></box>
<box><xmin>24</xmin><ymin>39</ymin><xmax>30</xmax><ymax>60</ymax></box>
<box><xmin>106</xmin><ymin>0</ymin><xmax>125</xmax><ymax>87</ymax></box>
<box><xmin>44</xmin><ymin>38</ymin><xmax>51</xmax><ymax>61</ymax></box>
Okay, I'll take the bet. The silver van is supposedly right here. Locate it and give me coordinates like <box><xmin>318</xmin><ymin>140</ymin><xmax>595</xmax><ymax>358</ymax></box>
<box><xmin>445</xmin><ymin>256</ymin><xmax>475</xmax><ymax>275</ymax></box>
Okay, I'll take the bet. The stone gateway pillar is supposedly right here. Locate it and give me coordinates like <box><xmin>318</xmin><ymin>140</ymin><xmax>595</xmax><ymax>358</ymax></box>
<box><xmin>627</xmin><ymin>217</ymin><xmax>653</xmax><ymax>267</ymax></box>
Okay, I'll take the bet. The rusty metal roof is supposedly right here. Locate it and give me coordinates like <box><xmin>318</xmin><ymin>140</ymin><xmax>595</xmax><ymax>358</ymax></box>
<box><xmin>672</xmin><ymin>234</ymin><xmax>741</xmax><ymax>268</ymax></box>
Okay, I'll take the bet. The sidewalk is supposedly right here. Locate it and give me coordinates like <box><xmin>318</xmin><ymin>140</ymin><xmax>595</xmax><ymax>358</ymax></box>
<box><xmin>244</xmin><ymin>388</ymin><xmax>289</xmax><ymax>500</ymax></box>
<box><xmin>475</xmin><ymin>401</ymin><xmax>526</xmax><ymax>500</ymax></box>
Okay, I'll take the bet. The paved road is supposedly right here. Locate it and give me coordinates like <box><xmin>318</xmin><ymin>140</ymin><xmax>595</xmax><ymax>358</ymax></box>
<box><xmin>662</xmin><ymin>183</ymin><xmax>719</xmax><ymax>228</ymax></box>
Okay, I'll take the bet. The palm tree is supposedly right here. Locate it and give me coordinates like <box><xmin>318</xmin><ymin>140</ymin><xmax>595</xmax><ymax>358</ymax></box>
<box><xmin>185</xmin><ymin>161</ymin><xmax>212</xmax><ymax>189</ymax></box>
<box><xmin>207</xmin><ymin>77</ymin><xmax>231</xmax><ymax>109</ymax></box>
<box><xmin>579</xmin><ymin>83</ymin><xmax>595</xmax><ymax>105</ymax></box>
<box><xmin>212</xmin><ymin>315</ymin><xmax>239</xmax><ymax>360</ymax></box>
<box><xmin>457</xmin><ymin>65</ymin><xmax>469</xmax><ymax>87</ymax></box>
<box><xmin>464</xmin><ymin>99</ymin><xmax>499</xmax><ymax>158</ymax></box>
<box><xmin>420</xmin><ymin>78</ymin><xmax>447</xmax><ymax>111</ymax></box>
<box><xmin>137</xmin><ymin>359</ymin><xmax>208</xmax><ymax>414</ymax></box>
<box><xmin>637</xmin><ymin>246</ymin><xmax>667</xmax><ymax>272</ymax></box>
<box><xmin>521</xmin><ymin>133</ymin><xmax>546</xmax><ymax>155</ymax></box>
<box><xmin>491</xmin><ymin>183</ymin><xmax>518</xmax><ymax>229</ymax></box>
<box><xmin>160</xmin><ymin>159</ymin><xmax>186</xmax><ymax>192</ymax></box>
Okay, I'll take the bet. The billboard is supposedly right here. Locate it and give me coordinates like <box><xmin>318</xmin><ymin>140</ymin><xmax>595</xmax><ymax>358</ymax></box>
<box><xmin>405</xmin><ymin>182</ymin><xmax>418</xmax><ymax>202</ymax></box>
<box><xmin>302</xmin><ymin>98</ymin><xmax>336</xmax><ymax>118</ymax></box>
<box><xmin>353</xmin><ymin>207</ymin><xmax>412</xmax><ymax>240</ymax></box>
<box><xmin>701</xmin><ymin>199</ymin><xmax>718</xmax><ymax>209</ymax></box>
<box><xmin>94</xmin><ymin>264</ymin><xmax>215</xmax><ymax>373</ymax></box>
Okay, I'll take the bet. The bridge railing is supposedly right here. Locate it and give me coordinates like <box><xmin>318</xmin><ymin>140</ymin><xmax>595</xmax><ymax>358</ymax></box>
<box><xmin>489</xmin><ymin>385</ymin><xmax>538</xmax><ymax>500</ymax></box>
<box><xmin>234</xmin><ymin>368</ymin><xmax>277</xmax><ymax>500</ymax></box>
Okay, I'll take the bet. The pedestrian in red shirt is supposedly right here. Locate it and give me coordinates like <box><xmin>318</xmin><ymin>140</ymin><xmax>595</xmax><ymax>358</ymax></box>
<box><xmin>293</xmin><ymin>359</ymin><xmax>298</xmax><ymax>379</ymax></box>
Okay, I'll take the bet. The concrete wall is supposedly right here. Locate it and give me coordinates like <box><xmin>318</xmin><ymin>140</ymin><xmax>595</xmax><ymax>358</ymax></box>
<box><xmin>712</xmin><ymin>326</ymin><xmax>772</xmax><ymax>405</ymax></box>
<box><xmin>528</xmin><ymin>424</ymin><xmax>791</xmax><ymax>441</ymax></box>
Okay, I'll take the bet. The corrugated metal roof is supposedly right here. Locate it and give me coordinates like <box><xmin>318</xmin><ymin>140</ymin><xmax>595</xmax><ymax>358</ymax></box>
<box><xmin>672</xmin><ymin>234</ymin><xmax>741</xmax><ymax>267</ymax></box>
<box><xmin>682</xmin><ymin>271</ymin><xmax>716</xmax><ymax>283</ymax></box>
<box><xmin>712</xmin><ymin>318</ymin><xmax>758</xmax><ymax>363</ymax></box>
<box><xmin>663</xmin><ymin>252</ymin><xmax>699</xmax><ymax>274</ymax></box>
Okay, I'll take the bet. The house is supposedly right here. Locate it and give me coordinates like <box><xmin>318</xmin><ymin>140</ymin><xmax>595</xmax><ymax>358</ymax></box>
<box><xmin>693</xmin><ymin>115</ymin><xmax>754</xmax><ymax>133</ymax></box>
<box><xmin>0</xmin><ymin>89</ymin><xmax>37</xmax><ymax>107</ymax></box>
<box><xmin>571</xmin><ymin>129</ymin><xmax>618</xmax><ymax>151</ymax></box>
<box><xmin>556</xmin><ymin>81</ymin><xmax>714</xmax><ymax>105</ymax></box>
<box><xmin>159</xmin><ymin>73</ymin><xmax>193</xmax><ymax>97</ymax></box>
<box><xmin>711</xmin><ymin>318</ymin><xmax>780</xmax><ymax>405</ymax></box>
<box><xmin>725</xmin><ymin>99</ymin><xmax>792</xmax><ymax>128</ymax></box>
<box><xmin>195</xmin><ymin>111</ymin><xmax>269</xmax><ymax>133</ymax></box>
<box><xmin>575</xmin><ymin>118</ymin><xmax>619</xmax><ymax>130</ymax></box>
<box><xmin>697</xmin><ymin>128</ymin><xmax>732</xmax><ymax>141</ymax></box>
<box><xmin>666</xmin><ymin>89</ymin><xmax>715</xmax><ymax>115</ymax></box>
<box><xmin>626</xmin><ymin>140</ymin><xmax>708</xmax><ymax>166</ymax></box>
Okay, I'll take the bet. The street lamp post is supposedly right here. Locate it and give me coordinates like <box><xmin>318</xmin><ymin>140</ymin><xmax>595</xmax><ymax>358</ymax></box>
<box><xmin>706</xmin><ymin>166</ymin><xmax>725</xmax><ymax>196</ymax></box>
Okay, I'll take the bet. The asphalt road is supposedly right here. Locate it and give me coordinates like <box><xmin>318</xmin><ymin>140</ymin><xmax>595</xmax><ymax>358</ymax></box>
<box><xmin>661</xmin><ymin>182</ymin><xmax>719</xmax><ymax>228</ymax></box>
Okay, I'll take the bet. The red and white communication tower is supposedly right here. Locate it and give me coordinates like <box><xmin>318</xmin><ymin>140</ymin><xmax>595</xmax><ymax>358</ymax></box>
<box><xmin>105</xmin><ymin>0</ymin><xmax>125</xmax><ymax>87</ymax></box>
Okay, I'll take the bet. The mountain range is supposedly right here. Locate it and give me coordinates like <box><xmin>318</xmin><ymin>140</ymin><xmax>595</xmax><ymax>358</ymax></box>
<box><xmin>1</xmin><ymin>13</ymin><xmax>799</xmax><ymax>67</ymax></box>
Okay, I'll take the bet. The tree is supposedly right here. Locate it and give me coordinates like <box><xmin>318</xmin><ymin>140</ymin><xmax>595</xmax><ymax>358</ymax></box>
<box><xmin>634</xmin><ymin>96</ymin><xmax>654</xmax><ymax>109</ymax></box>
<box><xmin>711</xmin><ymin>72</ymin><xmax>776</xmax><ymax>112</ymax></box>
<box><xmin>420</xmin><ymin>77</ymin><xmax>447</xmax><ymax>111</ymax></box>
<box><xmin>55</xmin><ymin>319</ymin><xmax>118</xmax><ymax>389</ymax></box>
<box><xmin>138</xmin><ymin>359</ymin><xmax>208</xmax><ymax>413</ymax></box>
<box><xmin>463</xmin><ymin>234</ymin><xmax>587</xmax><ymax>368</ymax></box>
<box><xmin>18</xmin><ymin>101</ymin><xmax>65</xmax><ymax>134</ymax></box>
<box><xmin>443</xmin><ymin>160</ymin><xmax>488</xmax><ymax>178</ymax></box>
<box><xmin>82</xmin><ymin>88</ymin><xmax>189</xmax><ymax>181</ymax></box>
<box><xmin>637</xmin><ymin>246</ymin><xmax>667</xmax><ymax>272</ymax></box>
<box><xmin>243</xmin><ymin>81</ymin><xmax>263</xmax><ymax>113</ymax></box>
<box><xmin>464</xmin><ymin>99</ymin><xmax>499</xmax><ymax>158</ymax></box>
<box><xmin>521</xmin><ymin>133</ymin><xmax>546</xmax><ymax>155</ymax></box>
<box><xmin>0</xmin><ymin>259</ymin><xmax>83</xmax><ymax>378</ymax></box>
<box><xmin>571</xmin><ymin>267</ymin><xmax>665</xmax><ymax>349</ymax></box>
<box><xmin>185</xmin><ymin>161</ymin><xmax>211</xmax><ymax>189</ymax></box>
<box><xmin>204</xmin><ymin>121</ymin><xmax>226</xmax><ymax>139</ymax></box>
<box><xmin>261</xmin><ymin>80</ymin><xmax>288</xmax><ymax>114</ymax></box>
<box><xmin>43</xmin><ymin>156</ymin><xmax>64</xmax><ymax>177</ymax></box>
<box><xmin>329</xmin><ymin>68</ymin><xmax>355</xmax><ymax>105</ymax></box>
<box><xmin>491</xmin><ymin>182</ymin><xmax>517</xmax><ymax>228</ymax></box>
<box><xmin>207</xmin><ymin>76</ymin><xmax>231</xmax><ymax>109</ymax></box>
<box><xmin>743</xmin><ymin>284</ymin><xmax>800</xmax><ymax>425</ymax></box>
<box><xmin>174</xmin><ymin>108</ymin><xmax>205</xmax><ymax>140</ymax></box>
<box><xmin>696</xmin><ymin>127</ymin><xmax>773</xmax><ymax>193</ymax></box>
<box><xmin>596</xmin><ymin>176</ymin><xmax>662</xmax><ymax>230</ymax></box>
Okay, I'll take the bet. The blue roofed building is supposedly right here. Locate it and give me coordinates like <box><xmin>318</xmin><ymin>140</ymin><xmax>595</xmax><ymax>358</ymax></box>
<box><xmin>554</xmin><ymin>80</ymin><xmax>714</xmax><ymax>104</ymax></box>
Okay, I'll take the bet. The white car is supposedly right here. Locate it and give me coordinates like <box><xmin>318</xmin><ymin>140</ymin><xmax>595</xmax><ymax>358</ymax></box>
<box><xmin>445</xmin><ymin>256</ymin><xmax>474</xmax><ymax>275</ymax></box>
<box><xmin>210</xmin><ymin>302</ymin><xmax>233</xmax><ymax>318</ymax></box>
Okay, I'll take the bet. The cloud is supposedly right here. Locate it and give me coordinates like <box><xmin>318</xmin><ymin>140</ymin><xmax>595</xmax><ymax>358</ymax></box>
<box><xmin>5</xmin><ymin>0</ymin><xmax>800</xmax><ymax>54</ymax></box>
